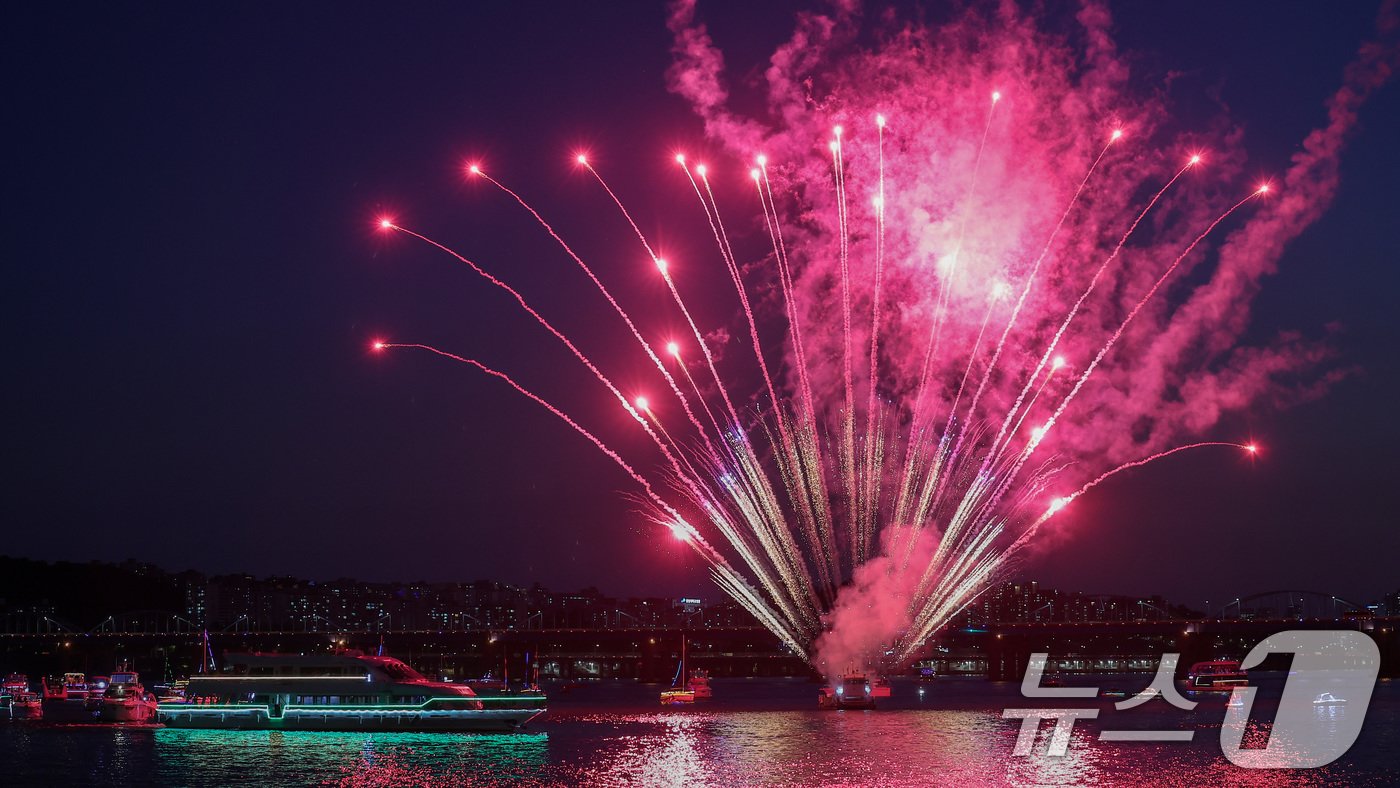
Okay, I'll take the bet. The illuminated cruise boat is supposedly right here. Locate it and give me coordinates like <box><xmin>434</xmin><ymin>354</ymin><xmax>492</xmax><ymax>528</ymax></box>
<box><xmin>158</xmin><ymin>652</ymin><xmax>545</xmax><ymax>732</ymax></box>
<box><xmin>1185</xmin><ymin>660</ymin><xmax>1249</xmax><ymax>691</ymax></box>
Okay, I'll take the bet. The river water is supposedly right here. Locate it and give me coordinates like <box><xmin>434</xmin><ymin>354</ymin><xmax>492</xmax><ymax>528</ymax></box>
<box><xmin>2</xmin><ymin>675</ymin><xmax>1395</xmax><ymax>786</ymax></box>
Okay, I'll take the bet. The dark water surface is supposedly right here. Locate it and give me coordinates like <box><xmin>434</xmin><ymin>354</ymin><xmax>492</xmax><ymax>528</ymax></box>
<box><xmin>2</xmin><ymin>676</ymin><xmax>1396</xmax><ymax>786</ymax></box>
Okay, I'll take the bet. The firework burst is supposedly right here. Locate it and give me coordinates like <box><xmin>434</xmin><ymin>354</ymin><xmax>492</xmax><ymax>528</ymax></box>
<box><xmin>369</xmin><ymin>3</ymin><xmax>1391</xmax><ymax>673</ymax></box>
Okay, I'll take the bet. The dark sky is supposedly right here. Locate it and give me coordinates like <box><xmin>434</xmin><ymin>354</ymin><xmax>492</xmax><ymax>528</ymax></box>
<box><xmin>5</xmin><ymin>2</ymin><xmax>1397</xmax><ymax>608</ymax></box>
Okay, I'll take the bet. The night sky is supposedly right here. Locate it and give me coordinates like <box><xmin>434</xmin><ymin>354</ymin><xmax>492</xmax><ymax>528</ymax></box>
<box><xmin>6</xmin><ymin>2</ymin><xmax>1397</xmax><ymax>608</ymax></box>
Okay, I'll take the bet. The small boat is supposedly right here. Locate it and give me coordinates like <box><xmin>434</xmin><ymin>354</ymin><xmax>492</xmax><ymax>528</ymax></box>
<box><xmin>660</xmin><ymin>634</ymin><xmax>696</xmax><ymax>706</ymax></box>
<box><xmin>98</xmin><ymin>670</ymin><xmax>158</xmax><ymax>723</ymax></box>
<box><xmin>686</xmin><ymin>669</ymin><xmax>713</xmax><ymax>700</ymax></box>
<box><xmin>9</xmin><ymin>690</ymin><xmax>43</xmax><ymax>720</ymax></box>
<box><xmin>1313</xmin><ymin>692</ymin><xmax>1347</xmax><ymax>706</ymax></box>
<box><xmin>3</xmin><ymin>674</ymin><xmax>41</xmax><ymax>720</ymax></box>
<box><xmin>43</xmin><ymin>673</ymin><xmax>93</xmax><ymax>713</ymax></box>
<box><xmin>1</xmin><ymin>673</ymin><xmax>28</xmax><ymax>696</ymax></box>
<box><xmin>870</xmin><ymin>677</ymin><xmax>892</xmax><ymax>698</ymax></box>
<box><xmin>819</xmin><ymin>670</ymin><xmax>877</xmax><ymax>709</ymax></box>
<box><xmin>1100</xmin><ymin>687</ymin><xmax>1130</xmax><ymax>699</ymax></box>
<box><xmin>660</xmin><ymin>687</ymin><xmax>696</xmax><ymax>705</ymax></box>
<box><xmin>1185</xmin><ymin>660</ymin><xmax>1248</xmax><ymax>691</ymax></box>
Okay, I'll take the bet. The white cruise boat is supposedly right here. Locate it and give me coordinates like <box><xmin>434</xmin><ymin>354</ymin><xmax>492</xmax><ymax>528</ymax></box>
<box><xmin>158</xmin><ymin>651</ymin><xmax>545</xmax><ymax>732</ymax></box>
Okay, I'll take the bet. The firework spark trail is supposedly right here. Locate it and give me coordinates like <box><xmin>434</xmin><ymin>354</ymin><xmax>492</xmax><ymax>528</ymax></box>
<box><xmin>622</xmin><ymin>160</ymin><xmax>823</xmax><ymax>623</ymax></box>
<box><xmin>636</xmin><ymin>397</ymin><xmax>708</xmax><ymax>484</ymax></box>
<box><xmin>958</xmin><ymin>133</ymin><xmax>1119</xmax><ymax>463</ymax></box>
<box><xmin>896</xmin><ymin>135</ymin><xmax>1119</xmax><ymax>564</ymax></box>
<box><xmin>1029</xmin><ymin>189</ymin><xmax>1267</xmax><ymax>458</ymax></box>
<box><xmin>695</xmin><ymin>166</ymin><xmax>833</xmax><ymax>603</ymax></box>
<box><xmin>383</xmin><ymin>225</ymin><xmax>667</xmax><ymax>449</ymax></box>
<box><xmin>578</xmin><ymin>159</ymin><xmax>713</xmax><ymax>442</ymax></box>
<box><xmin>829</xmin><ymin>128</ymin><xmax>863</xmax><ymax>564</ymax></box>
<box><xmin>655</xmin><ymin>255</ymin><xmax>819</xmax><ymax>618</ymax></box>
<box><xmin>758</xmin><ymin>161</ymin><xmax>818</xmax><ymax>426</ymax></box>
<box><xmin>1006</xmin><ymin>356</ymin><xmax>1065</xmax><ymax>445</ymax></box>
<box><xmin>699</xmin><ymin>165</ymin><xmax>774</xmax><ymax>403</ymax></box>
<box><xmin>892</xmin><ymin>95</ymin><xmax>1002</xmax><ymax>540</ymax></box>
<box><xmin>754</xmin><ymin>160</ymin><xmax>841</xmax><ymax>593</ymax></box>
<box><xmin>1005</xmin><ymin>442</ymin><xmax>1257</xmax><ymax>556</ymax></box>
<box><xmin>893</xmin><ymin>284</ymin><xmax>1006</xmax><ymax>572</ymax></box>
<box><xmin>671</xmin><ymin>162</ymin><xmax>779</xmax><ymax>433</ymax></box>
<box><xmin>657</xmin><ymin>251</ymin><xmax>824</xmax><ymax>623</ymax></box>
<box><xmin>480</xmin><ymin>167</ymin><xmax>815</xmax><ymax>630</ymax></box>
<box><xmin>472</xmin><ymin>169</ymin><xmax>697</xmax><ymax>435</ymax></box>
<box><xmin>669</xmin><ymin>344</ymin><xmax>727</xmax><ymax>442</ymax></box>
<box><xmin>988</xmin><ymin>158</ymin><xmax>1197</xmax><ymax>465</ymax></box>
<box><xmin>696</xmin><ymin>165</ymin><xmax>808</xmax><ymax>494</ymax></box>
<box><xmin>973</xmin><ymin>189</ymin><xmax>1266</xmax><ymax>555</ymax></box>
<box><xmin>861</xmin><ymin>117</ymin><xmax>889</xmax><ymax>549</ymax></box>
<box><xmin>377</xmin><ymin>342</ymin><xmax>726</xmax><ymax>559</ymax></box>
<box><xmin>655</xmin><ymin>260</ymin><xmax>747</xmax><ymax>438</ymax></box>
<box><xmin>384</xmin><ymin>223</ymin><xmax>751</xmax><ymax>567</ymax></box>
<box><xmin>910</xmin><ymin>92</ymin><xmax>1001</xmax><ymax>431</ymax></box>
<box><xmin>904</xmin><ymin>191</ymin><xmax>1264</xmax><ymax>644</ymax></box>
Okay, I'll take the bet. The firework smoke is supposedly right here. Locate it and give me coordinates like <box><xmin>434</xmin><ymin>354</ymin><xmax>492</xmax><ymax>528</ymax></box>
<box><xmin>373</xmin><ymin>2</ymin><xmax>1396</xmax><ymax>675</ymax></box>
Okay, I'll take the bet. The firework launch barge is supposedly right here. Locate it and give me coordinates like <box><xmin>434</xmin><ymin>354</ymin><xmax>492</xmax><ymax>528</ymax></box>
<box><xmin>818</xmin><ymin>671</ymin><xmax>879</xmax><ymax>710</ymax></box>
<box><xmin>157</xmin><ymin>652</ymin><xmax>545</xmax><ymax>732</ymax></box>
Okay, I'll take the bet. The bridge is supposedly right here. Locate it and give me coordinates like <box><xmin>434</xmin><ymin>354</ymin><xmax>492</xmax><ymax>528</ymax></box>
<box><xmin>1</xmin><ymin>614</ymin><xmax>1394</xmax><ymax>683</ymax></box>
<box><xmin>1209</xmin><ymin>589</ymin><xmax>1365</xmax><ymax>619</ymax></box>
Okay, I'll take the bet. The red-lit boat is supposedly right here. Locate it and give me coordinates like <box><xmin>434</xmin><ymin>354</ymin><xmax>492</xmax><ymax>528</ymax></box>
<box><xmin>4</xmin><ymin>675</ymin><xmax>44</xmax><ymax>720</ymax></box>
<box><xmin>97</xmin><ymin>670</ymin><xmax>158</xmax><ymax>723</ymax></box>
<box><xmin>42</xmin><ymin>673</ymin><xmax>97</xmax><ymax>722</ymax></box>
<box><xmin>686</xmin><ymin>669</ymin><xmax>713</xmax><ymax>700</ymax></box>
<box><xmin>9</xmin><ymin>690</ymin><xmax>43</xmax><ymax>720</ymax></box>
<box><xmin>2</xmin><ymin>673</ymin><xmax>27</xmax><ymax>695</ymax></box>
<box><xmin>1185</xmin><ymin>660</ymin><xmax>1248</xmax><ymax>691</ymax></box>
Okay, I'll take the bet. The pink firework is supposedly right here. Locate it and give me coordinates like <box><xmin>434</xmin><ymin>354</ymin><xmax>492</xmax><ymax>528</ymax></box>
<box><xmin>371</xmin><ymin>4</ymin><xmax>1394</xmax><ymax>672</ymax></box>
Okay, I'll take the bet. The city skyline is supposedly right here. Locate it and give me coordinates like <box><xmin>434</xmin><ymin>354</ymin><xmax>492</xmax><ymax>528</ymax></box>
<box><xmin>3</xmin><ymin>555</ymin><xmax>1394</xmax><ymax>637</ymax></box>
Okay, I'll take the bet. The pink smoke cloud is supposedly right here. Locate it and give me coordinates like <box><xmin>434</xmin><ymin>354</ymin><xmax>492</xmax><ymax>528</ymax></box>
<box><xmin>665</xmin><ymin>0</ymin><xmax>1396</xmax><ymax>668</ymax></box>
<box><xmin>668</xmin><ymin>0</ymin><xmax>1394</xmax><ymax>487</ymax></box>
